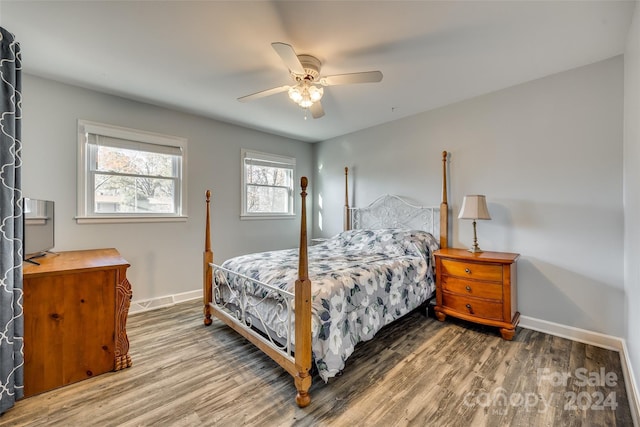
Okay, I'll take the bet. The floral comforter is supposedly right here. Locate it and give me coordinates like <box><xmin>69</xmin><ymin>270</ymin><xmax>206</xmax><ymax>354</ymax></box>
<box><xmin>216</xmin><ymin>228</ymin><xmax>439</xmax><ymax>382</ymax></box>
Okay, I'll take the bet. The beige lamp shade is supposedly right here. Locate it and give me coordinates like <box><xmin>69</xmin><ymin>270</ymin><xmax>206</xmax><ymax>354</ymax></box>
<box><xmin>458</xmin><ymin>195</ymin><xmax>491</xmax><ymax>220</ymax></box>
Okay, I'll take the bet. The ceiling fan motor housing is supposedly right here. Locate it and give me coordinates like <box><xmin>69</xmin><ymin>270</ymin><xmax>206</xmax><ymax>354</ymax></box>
<box><xmin>294</xmin><ymin>54</ymin><xmax>321</xmax><ymax>81</ymax></box>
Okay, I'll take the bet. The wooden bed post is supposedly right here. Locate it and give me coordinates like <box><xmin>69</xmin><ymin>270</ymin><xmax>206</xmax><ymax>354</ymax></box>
<box><xmin>344</xmin><ymin>167</ymin><xmax>351</xmax><ymax>231</ymax></box>
<box><xmin>294</xmin><ymin>177</ymin><xmax>312</xmax><ymax>407</ymax></box>
<box><xmin>203</xmin><ymin>190</ymin><xmax>213</xmax><ymax>326</ymax></box>
<box><xmin>440</xmin><ymin>151</ymin><xmax>449</xmax><ymax>249</ymax></box>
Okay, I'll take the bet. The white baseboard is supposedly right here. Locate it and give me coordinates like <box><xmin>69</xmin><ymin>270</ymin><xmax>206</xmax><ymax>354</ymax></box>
<box><xmin>129</xmin><ymin>289</ymin><xmax>202</xmax><ymax>314</ymax></box>
<box><xmin>520</xmin><ymin>315</ymin><xmax>639</xmax><ymax>425</ymax></box>
<box><xmin>520</xmin><ymin>315</ymin><xmax>623</xmax><ymax>351</ymax></box>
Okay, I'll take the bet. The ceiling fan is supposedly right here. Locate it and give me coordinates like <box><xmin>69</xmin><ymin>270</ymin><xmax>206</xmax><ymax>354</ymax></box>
<box><xmin>238</xmin><ymin>42</ymin><xmax>383</xmax><ymax>119</ymax></box>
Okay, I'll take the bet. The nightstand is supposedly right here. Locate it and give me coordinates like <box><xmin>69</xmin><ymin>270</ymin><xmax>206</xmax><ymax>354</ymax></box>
<box><xmin>434</xmin><ymin>248</ymin><xmax>520</xmax><ymax>340</ymax></box>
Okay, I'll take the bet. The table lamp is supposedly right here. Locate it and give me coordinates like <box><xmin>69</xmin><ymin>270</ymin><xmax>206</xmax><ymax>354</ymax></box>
<box><xmin>458</xmin><ymin>195</ymin><xmax>491</xmax><ymax>253</ymax></box>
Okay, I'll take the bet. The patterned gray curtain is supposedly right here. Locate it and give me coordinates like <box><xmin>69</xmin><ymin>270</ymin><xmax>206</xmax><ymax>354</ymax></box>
<box><xmin>0</xmin><ymin>26</ymin><xmax>24</xmax><ymax>414</ymax></box>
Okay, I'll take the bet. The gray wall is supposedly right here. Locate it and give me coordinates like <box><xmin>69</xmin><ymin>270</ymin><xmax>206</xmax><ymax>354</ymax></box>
<box><xmin>21</xmin><ymin>75</ymin><xmax>313</xmax><ymax>302</ymax></box>
<box><xmin>624</xmin><ymin>2</ymin><xmax>640</xmax><ymax>411</ymax></box>
<box><xmin>314</xmin><ymin>56</ymin><xmax>624</xmax><ymax>337</ymax></box>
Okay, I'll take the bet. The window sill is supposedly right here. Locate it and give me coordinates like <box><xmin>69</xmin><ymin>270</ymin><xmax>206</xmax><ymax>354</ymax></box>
<box><xmin>240</xmin><ymin>214</ymin><xmax>296</xmax><ymax>221</ymax></box>
<box><xmin>76</xmin><ymin>215</ymin><xmax>188</xmax><ymax>224</ymax></box>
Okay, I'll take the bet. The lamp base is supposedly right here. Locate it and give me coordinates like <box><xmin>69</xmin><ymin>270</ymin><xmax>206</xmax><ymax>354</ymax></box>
<box><xmin>468</xmin><ymin>220</ymin><xmax>483</xmax><ymax>253</ymax></box>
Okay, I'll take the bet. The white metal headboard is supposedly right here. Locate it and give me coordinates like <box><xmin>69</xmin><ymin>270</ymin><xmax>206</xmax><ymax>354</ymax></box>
<box><xmin>349</xmin><ymin>194</ymin><xmax>440</xmax><ymax>237</ymax></box>
<box><xmin>343</xmin><ymin>152</ymin><xmax>449</xmax><ymax>248</ymax></box>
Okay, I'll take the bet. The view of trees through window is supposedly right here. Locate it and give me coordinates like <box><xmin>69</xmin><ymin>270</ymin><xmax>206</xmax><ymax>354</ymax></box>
<box><xmin>94</xmin><ymin>145</ymin><xmax>177</xmax><ymax>214</ymax></box>
<box><xmin>245</xmin><ymin>163</ymin><xmax>292</xmax><ymax>213</ymax></box>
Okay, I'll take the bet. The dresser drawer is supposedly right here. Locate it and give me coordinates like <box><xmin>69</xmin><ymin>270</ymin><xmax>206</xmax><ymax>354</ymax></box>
<box><xmin>441</xmin><ymin>276</ymin><xmax>503</xmax><ymax>300</ymax></box>
<box><xmin>440</xmin><ymin>259</ymin><xmax>502</xmax><ymax>281</ymax></box>
<box><xmin>442</xmin><ymin>292</ymin><xmax>503</xmax><ymax>321</ymax></box>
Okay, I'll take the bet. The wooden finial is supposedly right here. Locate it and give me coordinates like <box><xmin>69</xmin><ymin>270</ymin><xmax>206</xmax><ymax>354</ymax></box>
<box><xmin>203</xmin><ymin>189</ymin><xmax>213</xmax><ymax>326</ymax></box>
<box><xmin>344</xmin><ymin>168</ymin><xmax>349</xmax><ymax>207</ymax></box>
<box><xmin>440</xmin><ymin>151</ymin><xmax>449</xmax><ymax>249</ymax></box>
<box><xmin>441</xmin><ymin>151</ymin><xmax>448</xmax><ymax>204</ymax></box>
<box><xmin>344</xmin><ymin>167</ymin><xmax>351</xmax><ymax>231</ymax></box>
<box><xmin>299</xmin><ymin>177</ymin><xmax>309</xmax><ymax>280</ymax></box>
<box><xmin>205</xmin><ymin>190</ymin><xmax>212</xmax><ymax>252</ymax></box>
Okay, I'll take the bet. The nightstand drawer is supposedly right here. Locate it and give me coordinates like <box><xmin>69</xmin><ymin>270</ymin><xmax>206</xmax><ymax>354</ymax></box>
<box><xmin>440</xmin><ymin>259</ymin><xmax>502</xmax><ymax>281</ymax></box>
<box><xmin>442</xmin><ymin>292</ymin><xmax>503</xmax><ymax>321</ymax></box>
<box><xmin>441</xmin><ymin>276</ymin><xmax>503</xmax><ymax>300</ymax></box>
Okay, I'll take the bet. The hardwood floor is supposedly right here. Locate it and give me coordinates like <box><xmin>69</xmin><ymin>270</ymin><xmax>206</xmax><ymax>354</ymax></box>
<box><xmin>1</xmin><ymin>299</ymin><xmax>633</xmax><ymax>426</ymax></box>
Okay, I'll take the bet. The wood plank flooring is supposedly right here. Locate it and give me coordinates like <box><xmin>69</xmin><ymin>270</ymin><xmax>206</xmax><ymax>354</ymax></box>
<box><xmin>1</xmin><ymin>299</ymin><xmax>634</xmax><ymax>426</ymax></box>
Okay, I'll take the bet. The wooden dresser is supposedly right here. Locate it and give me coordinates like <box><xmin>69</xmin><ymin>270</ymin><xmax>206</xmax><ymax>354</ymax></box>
<box><xmin>434</xmin><ymin>248</ymin><xmax>519</xmax><ymax>340</ymax></box>
<box><xmin>22</xmin><ymin>248</ymin><xmax>133</xmax><ymax>397</ymax></box>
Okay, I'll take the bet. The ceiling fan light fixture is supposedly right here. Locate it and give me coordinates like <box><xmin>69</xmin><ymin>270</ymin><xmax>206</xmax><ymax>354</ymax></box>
<box><xmin>288</xmin><ymin>81</ymin><xmax>323</xmax><ymax>109</ymax></box>
<box><xmin>299</xmin><ymin>98</ymin><xmax>314</xmax><ymax>109</ymax></box>
<box><xmin>308</xmin><ymin>84</ymin><xmax>323</xmax><ymax>102</ymax></box>
<box><xmin>288</xmin><ymin>86</ymin><xmax>303</xmax><ymax>103</ymax></box>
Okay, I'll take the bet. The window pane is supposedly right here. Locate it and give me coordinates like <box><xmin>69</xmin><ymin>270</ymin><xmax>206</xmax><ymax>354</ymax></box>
<box><xmin>241</xmin><ymin>149</ymin><xmax>295</xmax><ymax>217</ymax></box>
<box><xmin>96</xmin><ymin>145</ymin><xmax>176</xmax><ymax>178</ymax></box>
<box><xmin>94</xmin><ymin>174</ymin><xmax>176</xmax><ymax>213</ymax></box>
<box><xmin>246</xmin><ymin>164</ymin><xmax>291</xmax><ymax>186</ymax></box>
<box><xmin>246</xmin><ymin>185</ymin><xmax>289</xmax><ymax>213</ymax></box>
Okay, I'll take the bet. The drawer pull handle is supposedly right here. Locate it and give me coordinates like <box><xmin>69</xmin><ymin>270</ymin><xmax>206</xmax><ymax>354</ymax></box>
<box><xmin>465</xmin><ymin>268</ymin><xmax>471</xmax><ymax>274</ymax></box>
<box><xmin>465</xmin><ymin>286</ymin><xmax>472</xmax><ymax>292</ymax></box>
<box><xmin>465</xmin><ymin>303</ymin><xmax>474</xmax><ymax>314</ymax></box>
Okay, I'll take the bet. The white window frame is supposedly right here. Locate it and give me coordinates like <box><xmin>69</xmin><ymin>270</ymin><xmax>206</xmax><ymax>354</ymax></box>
<box><xmin>77</xmin><ymin>120</ymin><xmax>188</xmax><ymax>224</ymax></box>
<box><xmin>241</xmin><ymin>148</ymin><xmax>296</xmax><ymax>220</ymax></box>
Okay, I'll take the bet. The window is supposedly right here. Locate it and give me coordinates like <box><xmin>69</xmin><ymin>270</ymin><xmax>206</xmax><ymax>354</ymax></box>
<box><xmin>77</xmin><ymin>120</ymin><xmax>187</xmax><ymax>223</ymax></box>
<box><xmin>241</xmin><ymin>149</ymin><xmax>295</xmax><ymax>219</ymax></box>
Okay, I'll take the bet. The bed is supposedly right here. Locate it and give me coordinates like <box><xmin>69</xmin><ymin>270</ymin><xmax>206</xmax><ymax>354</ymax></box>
<box><xmin>203</xmin><ymin>151</ymin><xmax>450</xmax><ymax>407</ymax></box>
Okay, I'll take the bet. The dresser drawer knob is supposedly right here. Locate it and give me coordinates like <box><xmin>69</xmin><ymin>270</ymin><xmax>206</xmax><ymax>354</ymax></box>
<box><xmin>465</xmin><ymin>268</ymin><xmax>471</xmax><ymax>274</ymax></box>
<box><xmin>465</xmin><ymin>285</ymin><xmax>472</xmax><ymax>292</ymax></box>
<box><xmin>465</xmin><ymin>303</ymin><xmax>474</xmax><ymax>314</ymax></box>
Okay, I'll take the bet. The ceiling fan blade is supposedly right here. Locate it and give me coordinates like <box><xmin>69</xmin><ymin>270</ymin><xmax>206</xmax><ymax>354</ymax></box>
<box><xmin>310</xmin><ymin>101</ymin><xmax>325</xmax><ymax>119</ymax></box>
<box><xmin>237</xmin><ymin>85</ymin><xmax>290</xmax><ymax>103</ymax></box>
<box><xmin>271</xmin><ymin>42</ymin><xmax>305</xmax><ymax>75</ymax></box>
<box><xmin>320</xmin><ymin>71</ymin><xmax>383</xmax><ymax>86</ymax></box>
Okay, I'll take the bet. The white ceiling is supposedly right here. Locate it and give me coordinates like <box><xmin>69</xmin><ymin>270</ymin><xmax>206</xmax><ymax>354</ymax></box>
<box><xmin>1</xmin><ymin>1</ymin><xmax>636</xmax><ymax>143</ymax></box>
